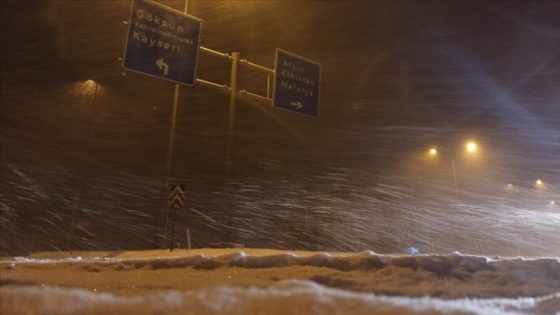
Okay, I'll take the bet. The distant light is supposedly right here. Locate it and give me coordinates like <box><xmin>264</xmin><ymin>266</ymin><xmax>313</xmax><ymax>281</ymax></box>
<box><xmin>429</xmin><ymin>148</ymin><xmax>437</xmax><ymax>156</ymax></box>
<box><xmin>536</xmin><ymin>179</ymin><xmax>543</xmax><ymax>186</ymax></box>
<box><xmin>466</xmin><ymin>141</ymin><xmax>477</xmax><ymax>153</ymax></box>
<box><xmin>551</xmin><ymin>201</ymin><xmax>556</xmax><ymax>205</ymax></box>
<box><xmin>507</xmin><ymin>183</ymin><xmax>513</xmax><ymax>188</ymax></box>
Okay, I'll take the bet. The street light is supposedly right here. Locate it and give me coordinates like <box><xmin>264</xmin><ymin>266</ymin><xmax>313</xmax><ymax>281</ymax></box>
<box><xmin>428</xmin><ymin>140</ymin><xmax>479</xmax><ymax>193</ymax></box>
<box><xmin>466</xmin><ymin>141</ymin><xmax>477</xmax><ymax>153</ymax></box>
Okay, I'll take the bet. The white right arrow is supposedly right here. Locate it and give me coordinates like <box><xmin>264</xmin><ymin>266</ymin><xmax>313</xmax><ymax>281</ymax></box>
<box><xmin>290</xmin><ymin>101</ymin><xmax>303</xmax><ymax>110</ymax></box>
<box><xmin>155</xmin><ymin>58</ymin><xmax>169</xmax><ymax>76</ymax></box>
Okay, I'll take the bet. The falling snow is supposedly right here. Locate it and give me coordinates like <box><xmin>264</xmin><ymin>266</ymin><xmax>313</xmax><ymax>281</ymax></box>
<box><xmin>1</xmin><ymin>1</ymin><xmax>559</xmax><ymax>313</ymax></box>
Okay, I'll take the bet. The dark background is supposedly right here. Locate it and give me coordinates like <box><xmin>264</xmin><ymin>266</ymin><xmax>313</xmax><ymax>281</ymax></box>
<box><xmin>1</xmin><ymin>1</ymin><xmax>559</xmax><ymax>256</ymax></box>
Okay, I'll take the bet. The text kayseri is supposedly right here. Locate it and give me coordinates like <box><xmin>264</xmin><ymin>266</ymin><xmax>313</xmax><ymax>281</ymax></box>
<box><xmin>133</xmin><ymin>31</ymin><xmax>183</xmax><ymax>52</ymax></box>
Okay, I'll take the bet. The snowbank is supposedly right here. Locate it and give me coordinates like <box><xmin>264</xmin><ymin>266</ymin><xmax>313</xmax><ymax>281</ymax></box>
<box><xmin>2</xmin><ymin>282</ymin><xmax>559</xmax><ymax>315</ymax></box>
<box><xmin>1</xmin><ymin>250</ymin><xmax>559</xmax><ymax>314</ymax></box>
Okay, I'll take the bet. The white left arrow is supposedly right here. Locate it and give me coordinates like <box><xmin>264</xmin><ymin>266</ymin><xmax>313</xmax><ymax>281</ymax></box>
<box><xmin>155</xmin><ymin>58</ymin><xmax>169</xmax><ymax>76</ymax></box>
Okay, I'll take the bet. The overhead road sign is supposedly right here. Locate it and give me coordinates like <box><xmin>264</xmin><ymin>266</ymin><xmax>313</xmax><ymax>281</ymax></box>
<box><xmin>122</xmin><ymin>0</ymin><xmax>202</xmax><ymax>86</ymax></box>
<box><xmin>273</xmin><ymin>49</ymin><xmax>321</xmax><ymax>118</ymax></box>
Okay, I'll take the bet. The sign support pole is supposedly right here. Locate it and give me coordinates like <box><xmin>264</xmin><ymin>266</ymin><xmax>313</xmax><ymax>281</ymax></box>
<box><xmin>159</xmin><ymin>0</ymin><xmax>189</xmax><ymax>249</ymax></box>
<box><xmin>224</xmin><ymin>52</ymin><xmax>239</xmax><ymax>241</ymax></box>
<box><xmin>164</xmin><ymin>85</ymin><xmax>180</xmax><ymax>250</ymax></box>
<box><xmin>169</xmin><ymin>199</ymin><xmax>179</xmax><ymax>251</ymax></box>
<box><xmin>227</xmin><ymin>52</ymin><xmax>239</xmax><ymax>171</ymax></box>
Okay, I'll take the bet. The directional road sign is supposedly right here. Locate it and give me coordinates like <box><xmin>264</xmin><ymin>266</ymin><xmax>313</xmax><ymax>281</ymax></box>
<box><xmin>273</xmin><ymin>49</ymin><xmax>321</xmax><ymax>118</ymax></box>
<box><xmin>169</xmin><ymin>184</ymin><xmax>184</xmax><ymax>208</ymax></box>
<box><xmin>122</xmin><ymin>0</ymin><xmax>202</xmax><ymax>86</ymax></box>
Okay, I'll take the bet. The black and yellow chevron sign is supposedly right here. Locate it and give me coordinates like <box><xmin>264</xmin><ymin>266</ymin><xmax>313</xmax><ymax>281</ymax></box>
<box><xmin>169</xmin><ymin>184</ymin><xmax>184</xmax><ymax>208</ymax></box>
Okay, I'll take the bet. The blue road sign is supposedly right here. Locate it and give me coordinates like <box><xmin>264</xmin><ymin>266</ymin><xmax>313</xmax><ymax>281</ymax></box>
<box><xmin>273</xmin><ymin>49</ymin><xmax>321</xmax><ymax>118</ymax></box>
<box><xmin>122</xmin><ymin>0</ymin><xmax>202</xmax><ymax>86</ymax></box>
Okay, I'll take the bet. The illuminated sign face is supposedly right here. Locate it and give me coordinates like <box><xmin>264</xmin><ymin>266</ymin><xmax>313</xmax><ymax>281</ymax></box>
<box><xmin>273</xmin><ymin>49</ymin><xmax>321</xmax><ymax>118</ymax></box>
<box><xmin>123</xmin><ymin>0</ymin><xmax>202</xmax><ymax>86</ymax></box>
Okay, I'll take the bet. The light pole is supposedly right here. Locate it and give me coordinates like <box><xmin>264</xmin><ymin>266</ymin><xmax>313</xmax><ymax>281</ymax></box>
<box><xmin>451</xmin><ymin>157</ymin><xmax>458</xmax><ymax>194</ymax></box>
<box><xmin>428</xmin><ymin>140</ymin><xmax>478</xmax><ymax>194</ymax></box>
<box><xmin>426</xmin><ymin>140</ymin><xmax>479</xmax><ymax>254</ymax></box>
<box><xmin>66</xmin><ymin>79</ymin><xmax>99</xmax><ymax>250</ymax></box>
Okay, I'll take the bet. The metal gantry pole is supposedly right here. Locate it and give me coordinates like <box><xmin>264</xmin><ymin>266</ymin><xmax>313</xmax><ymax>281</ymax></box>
<box><xmin>227</xmin><ymin>52</ymin><xmax>239</xmax><ymax>171</ymax></box>
<box><xmin>165</xmin><ymin>85</ymin><xmax>182</xmax><ymax>251</ymax></box>
<box><xmin>223</xmin><ymin>52</ymin><xmax>239</xmax><ymax>241</ymax></box>
<box><xmin>159</xmin><ymin>0</ymin><xmax>188</xmax><ymax>249</ymax></box>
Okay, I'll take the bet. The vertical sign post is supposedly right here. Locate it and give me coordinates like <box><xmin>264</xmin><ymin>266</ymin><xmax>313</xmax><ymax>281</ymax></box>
<box><xmin>169</xmin><ymin>184</ymin><xmax>184</xmax><ymax>251</ymax></box>
<box><xmin>123</xmin><ymin>0</ymin><xmax>199</xmax><ymax>248</ymax></box>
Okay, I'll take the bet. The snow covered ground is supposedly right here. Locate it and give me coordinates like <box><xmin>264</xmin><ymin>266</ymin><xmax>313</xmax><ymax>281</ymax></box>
<box><xmin>1</xmin><ymin>249</ymin><xmax>559</xmax><ymax>314</ymax></box>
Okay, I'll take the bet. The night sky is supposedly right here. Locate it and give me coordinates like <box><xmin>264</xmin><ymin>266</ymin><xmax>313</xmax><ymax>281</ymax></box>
<box><xmin>1</xmin><ymin>1</ymin><xmax>559</xmax><ymax>256</ymax></box>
